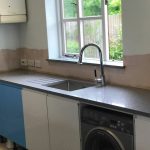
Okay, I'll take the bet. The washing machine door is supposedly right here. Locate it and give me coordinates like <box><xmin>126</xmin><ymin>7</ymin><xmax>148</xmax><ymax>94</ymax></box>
<box><xmin>84</xmin><ymin>127</ymin><xmax>125</xmax><ymax>150</ymax></box>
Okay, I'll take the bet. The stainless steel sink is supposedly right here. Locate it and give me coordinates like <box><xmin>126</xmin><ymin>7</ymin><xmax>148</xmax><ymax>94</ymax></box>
<box><xmin>45</xmin><ymin>80</ymin><xmax>94</xmax><ymax>91</ymax></box>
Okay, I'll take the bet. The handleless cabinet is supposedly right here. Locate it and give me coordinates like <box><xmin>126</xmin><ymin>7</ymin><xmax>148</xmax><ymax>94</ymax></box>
<box><xmin>0</xmin><ymin>0</ymin><xmax>27</xmax><ymax>23</ymax></box>
<box><xmin>47</xmin><ymin>94</ymin><xmax>81</xmax><ymax>150</ymax></box>
<box><xmin>22</xmin><ymin>89</ymin><xmax>50</xmax><ymax>150</ymax></box>
<box><xmin>135</xmin><ymin>115</ymin><xmax>150</xmax><ymax>150</ymax></box>
<box><xmin>0</xmin><ymin>82</ymin><xmax>25</xmax><ymax>147</ymax></box>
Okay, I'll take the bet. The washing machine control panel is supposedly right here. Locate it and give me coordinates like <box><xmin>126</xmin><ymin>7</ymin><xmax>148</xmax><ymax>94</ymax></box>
<box><xmin>82</xmin><ymin>106</ymin><xmax>134</xmax><ymax>135</ymax></box>
<box><xmin>109</xmin><ymin>119</ymin><xmax>132</xmax><ymax>134</ymax></box>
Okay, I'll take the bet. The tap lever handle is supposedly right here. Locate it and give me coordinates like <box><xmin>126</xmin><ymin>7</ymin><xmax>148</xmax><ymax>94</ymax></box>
<box><xmin>94</xmin><ymin>69</ymin><xmax>97</xmax><ymax>78</ymax></box>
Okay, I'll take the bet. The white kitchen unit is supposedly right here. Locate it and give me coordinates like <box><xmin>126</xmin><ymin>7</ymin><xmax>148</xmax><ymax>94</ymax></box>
<box><xmin>0</xmin><ymin>0</ymin><xmax>27</xmax><ymax>23</ymax></box>
<box><xmin>22</xmin><ymin>89</ymin><xmax>50</xmax><ymax>150</ymax></box>
<box><xmin>47</xmin><ymin>94</ymin><xmax>81</xmax><ymax>150</ymax></box>
<box><xmin>135</xmin><ymin>115</ymin><xmax>150</xmax><ymax>150</ymax></box>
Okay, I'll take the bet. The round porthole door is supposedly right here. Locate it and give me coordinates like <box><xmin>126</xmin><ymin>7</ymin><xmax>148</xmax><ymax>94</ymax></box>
<box><xmin>84</xmin><ymin>128</ymin><xmax>125</xmax><ymax>150</ymax></box>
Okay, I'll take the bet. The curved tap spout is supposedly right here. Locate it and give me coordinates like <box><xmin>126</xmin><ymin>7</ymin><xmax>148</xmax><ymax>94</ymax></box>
<box><xmin>78</xmin><ymin>43</ymin><xmax>105</xmax><ymax>86</ymax></box>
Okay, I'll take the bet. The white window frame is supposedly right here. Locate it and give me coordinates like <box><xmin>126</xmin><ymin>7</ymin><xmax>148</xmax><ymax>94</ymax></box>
<box><xmin>57</xmin><ymin>0</ymin><xmax>111</xmax><ymax>61</ymax></box>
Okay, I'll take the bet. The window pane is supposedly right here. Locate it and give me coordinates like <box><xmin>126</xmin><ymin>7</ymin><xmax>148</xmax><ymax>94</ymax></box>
<box><xmin>83</xmin><ymin>0</ymin><xmax>102</xmax><ymax>17</ymax></box>
<box><xmin>108</xmin><ymin>0</ymin><xmax>123</xmax><ymax>61</ymax></box>
<box><xmin>65</xmin><ymin>22</ymin><xmax>79</xmax><ymax>54</ymax></box>
<box><xmin>63</xmin><ymin>0</ymin><xmax>77</xmax><ymax>18</ymax></box>
<box><xmin>83</xmin><ymin>20</ymin><xmax>103</xmax><ymax>58</ymax></box>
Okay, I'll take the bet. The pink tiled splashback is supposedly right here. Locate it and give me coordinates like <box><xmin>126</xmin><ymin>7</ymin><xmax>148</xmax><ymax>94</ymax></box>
<box><xmin>0</xmin><ymin>49</ymin><xmax>20</xmax><ymax>71</ymax></box>
<box><xmin>1</xmin><ymin>48</ymin><xmax>150</xmax><ymax>90</ymax></box>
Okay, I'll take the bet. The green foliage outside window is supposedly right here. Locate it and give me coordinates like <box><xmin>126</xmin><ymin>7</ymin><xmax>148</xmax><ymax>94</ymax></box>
<box><xmin>108</xmin><ymin>0</ymin><xmax>121</xmax><ymax>15</ymax></box>
<box><xmin>64</xmin><ymin>0</ymin><xmax>77</xmax><ymax>18</ymax></box>
<box><xmin>109</xmin><ymin>29</ymin><xmax>123</xmax><ymax>61</ymax></box>
<box><xmin>83</xmin><ymin>0</ymin><xmax>102</xmax><ymax>16</ymax></box>
<box><xmin>64</xmin><ymin>0</ymin><xmax>123</xmax><ymax>61</ymax></box>
<box><xmin>66</xmin><ymin>40</ymin><xmax>79</xmax><ymax>54</ymax></box>
<box><xmin>108</xmin><ymin>0</ymin><xmax>123</xmax><ymax>61</ymax></box>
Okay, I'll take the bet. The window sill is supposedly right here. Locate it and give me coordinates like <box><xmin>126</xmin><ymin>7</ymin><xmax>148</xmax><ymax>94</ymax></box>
<box><xmin>47</xmin><ymin>57</ymin><xmax>125</xmax><ymax>69</ymax></box>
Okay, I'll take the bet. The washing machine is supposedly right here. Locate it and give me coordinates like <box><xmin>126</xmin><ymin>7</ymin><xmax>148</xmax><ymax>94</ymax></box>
<box><xmin>80</xmin><ymin>105</ymin><xmax>134</xmax><ymax>150</ymax></box>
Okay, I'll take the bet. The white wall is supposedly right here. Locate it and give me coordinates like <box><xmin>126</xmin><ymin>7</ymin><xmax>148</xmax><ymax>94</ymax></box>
<box><xmin>19</xmin><ymin>0</ymin><xmax>48</xmax><ymax>49</ymax></box>
<box><xmin>0</xmin><ymin>24</ymin><xmax>20</xmax><ymax>50</ymax></box>
<box><xmin>122</xmin><ymin>0</ymin><xmax>150</xmax><ymax>55</ymax></box>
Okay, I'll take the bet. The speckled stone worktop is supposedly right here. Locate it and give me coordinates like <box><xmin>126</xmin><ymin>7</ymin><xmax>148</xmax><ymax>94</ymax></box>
<box><xmin>0</xmin><ymin>70</ymin><xmax>150</xmax><ymax>117</ymax></box>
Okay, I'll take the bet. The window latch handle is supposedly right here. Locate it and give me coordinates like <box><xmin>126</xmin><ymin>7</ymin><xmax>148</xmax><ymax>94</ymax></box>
<box><xmin>105</xmin><ymin>0</ymin><xmax>108</xmax><ymax>5</ymax></box>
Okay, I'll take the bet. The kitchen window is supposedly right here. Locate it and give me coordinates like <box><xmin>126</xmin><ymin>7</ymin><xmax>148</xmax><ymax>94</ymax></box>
<box><xmin>59</xmin><ymin>0</ymin><xmax>123</xmax><ymax>61</ymax></box>
<box><xmin>45</xmin><ymin>0</ymin><xmax>123</xmax><ymax>64</ymax></box>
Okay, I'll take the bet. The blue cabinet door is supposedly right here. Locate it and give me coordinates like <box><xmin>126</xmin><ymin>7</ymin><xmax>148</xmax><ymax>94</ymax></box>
<box><xmin>0</xmin><ymin>82</ymin><xmax>26</xmax><ymax>147</ymax></box>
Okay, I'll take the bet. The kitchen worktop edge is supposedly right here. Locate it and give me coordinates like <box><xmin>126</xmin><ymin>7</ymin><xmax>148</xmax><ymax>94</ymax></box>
<box><xmin>0</xmin><ymin>70</ymin><xmax>150</xmax><ymax>118</ymax></box>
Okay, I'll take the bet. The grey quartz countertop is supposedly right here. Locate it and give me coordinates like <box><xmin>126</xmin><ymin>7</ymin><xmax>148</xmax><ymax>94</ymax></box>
<box><xmin>0</xmin><ymin>70</ymin><xmax>150</xmax><ymax>117</ymax></box>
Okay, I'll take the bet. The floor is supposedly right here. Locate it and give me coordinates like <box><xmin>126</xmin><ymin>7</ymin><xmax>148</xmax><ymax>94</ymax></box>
<box><xmin>0</xmin><ymin>143</ymin><xmax>26</xmax><ymax>150</ymax></box>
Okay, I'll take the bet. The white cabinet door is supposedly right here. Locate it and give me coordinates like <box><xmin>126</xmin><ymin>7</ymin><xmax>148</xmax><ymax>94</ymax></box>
<box><xmin>135</xmin><ymin>115</ymin><xmax>150</xmax><ymax>150</ymax></box>
<box><xmin>22</xmin><ymin>89</ymin><xmax>50</xmax><ymax>150</ymax></box>
<box><xmin>47</xmin><ymin>94</ymin><xmax>81</xmax><ymax>150</ymax></box>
